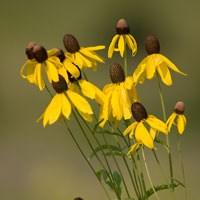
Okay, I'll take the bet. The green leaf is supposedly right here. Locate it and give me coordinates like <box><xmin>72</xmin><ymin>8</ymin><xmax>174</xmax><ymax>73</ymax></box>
<box><xmin>89</xmin><ymin>144</ymin><xmax>126</xmax><ymax>159</ymax></box>
<box><xmin>92</xmin><ymin>119</ymin><xmax>104</xmax><ymax>134</ymax></box>
<box><xmin>113</xmin><ymin>171</ymin><xmax>121</xmax><ymax>187</ymax></box>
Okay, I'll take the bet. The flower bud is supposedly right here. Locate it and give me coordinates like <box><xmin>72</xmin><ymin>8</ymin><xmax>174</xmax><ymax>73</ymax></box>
<box><xmin>174</xmin><ymin>101</ymin><xmax>185</xmax><ymax>114</ymax></box>
<box><xmin>110</xmin><ymin>63</ymin><xmax>125</xmax><ymax>83</ymax></box>
<box><xmin>63</xmin><ymin>34</ymin><xmax>80</xmax><ymax>53</ymax></box>
<box><xmin>116</xmin><ymin>19</ymin><xmax>130</xmax><ymax>35</ymax></box>
<box><xmin>32</xmin><ymin>45</ymin><xmax>48</xmax><ymax>63</ymax></box>
<box><xmin>145</xmin><ymin>35</ymin><xmax>160</xmax><ymax>55</ymax></box>
<box><xmin>131</xmin><ymin>102</ymin><xmax>148</xmax><ymax>122</ymax></box>
<box><xmin>25</xmin><ymin>42</ymin><xmax>37</xmax><ymax>59</ymax></box>
<box><xmin>52</xmin><ymin>74</ymin><xmax>68</xmax><ymax>93</ymax></box>
<box><xmin>55</xmin><ymin>49</ymin><xmax>66</xmax><ymax>63</ymax></box>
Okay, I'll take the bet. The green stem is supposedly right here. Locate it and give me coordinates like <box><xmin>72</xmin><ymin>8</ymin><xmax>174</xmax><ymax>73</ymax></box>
<box><xmin>63</xmin><ymin>120</ymin><xmax>111</xmax><ymax>200</ymax></box>
<box><xmin>137</xmin><ymin>152</ymin><xmax>148</xmax><ymax>200</ymax></box>
<box><xmin>157</xmin><ymin>75</ymin><xmax>175</xmax><ymax>197</ymax></box>
<box><xmin>123</xmin><ymin>47</ymin><xmax>128</xmax><ymax>77</ymax></box>
<box><xmin>142</xmin><ymin>148</ymin><xmax>160</xmax><ymax>200</ymax></box>
<box><xmin>177</xmin><ymin>135</ymin><xmax>188</xmax><ymax>200</ymax></box>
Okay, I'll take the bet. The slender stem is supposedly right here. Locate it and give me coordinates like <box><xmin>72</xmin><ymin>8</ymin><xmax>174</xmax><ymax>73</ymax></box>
<box><xmin>102</xmin><ymin>132</ymin><xmax>130</xmax><ymax>198</ymax></box>
<box><xmin>73</xmin><ymin>109</ymin><xmax>121</xmax><ymax>200</ymax></box>
<box><xmin>177</xmin><ymin>135</ymin><xmax>188</xmax><ymax>200</ymax></box>
<box><xmin>63</xmin><ymin>120</ymin><xmax>111</xmax><ymax>200</ymax></box>
<box><xmin>137</xmin><ymin>152</ymin><xmax>148</xmax><ymax>200</ymax></box>
<box><xmin>142</xmin><ymin>148</ymin><xmax>160</xmax><ymax>200</ymax></box>
<box><xmin>157</xmin><ymin>75</ymin><xmax>175</xmax><ymax>197</ymax></box>
<box><xmin>123</xmin><ymin>46</ymin><xmax>128</xmax><ymax>77</ymax></box>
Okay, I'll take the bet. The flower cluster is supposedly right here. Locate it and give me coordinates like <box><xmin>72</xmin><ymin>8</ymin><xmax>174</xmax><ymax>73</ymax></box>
<box><xmin>20</xmin><ymin>18</ymin><xmax>188</xmax><ymax>200</ymax></box>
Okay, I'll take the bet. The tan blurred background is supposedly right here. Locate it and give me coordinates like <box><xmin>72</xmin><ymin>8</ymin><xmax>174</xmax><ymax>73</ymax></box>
<box><xmin>0</xmin><ymin>0</ymin><xmax>199</xmax><ymax>199</ymax></box>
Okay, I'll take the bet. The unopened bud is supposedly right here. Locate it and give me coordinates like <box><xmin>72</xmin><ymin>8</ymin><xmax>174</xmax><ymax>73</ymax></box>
<box><xmin>145</xmin><ymin>35</ymin><xmax>160</xmax><ymax>55</ymax></box>
<box><xmin>110</xmin><ymin>63</ymin><xmax>125</xmax><ymax>83</ymax></box>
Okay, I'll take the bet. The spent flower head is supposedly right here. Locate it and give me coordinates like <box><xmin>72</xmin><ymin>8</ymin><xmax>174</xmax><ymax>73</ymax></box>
<box><xmin>133</xmin><ymin>35</ymin><xmax>186</xmax><ymax>86</ymax></box>
<box><xmin>166</xmin><ymin>101</ymin><xmax>187</xmax><ymax>134</ymax></box>
<box><xmin>108</xmin><ymin>18</ymin><xmax>137</xmax><ymax>58</ymax></box>
<box><xmin>63</xmin><ymin>34</ymin><xmax>105</xmax><ymax>70</ymax></box>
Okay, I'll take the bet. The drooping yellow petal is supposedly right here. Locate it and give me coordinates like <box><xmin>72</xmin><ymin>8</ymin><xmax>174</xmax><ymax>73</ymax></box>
<box><xmin>145</xmin><ymin>55</ymin><xmax>156</xmax><ymax>79</ymax></box>
<box><xmin>108</xmin><ymin>35</ymin><xmax>120</xmax><ymax>58</ymax></box>
<box><xmin>166</xmin><ymin>113</ymin><xmax>177</xmax><ymax>132</ymax></box>
<box><xmin>160</xmin><ymin>54</ymin><xmax>187</xmax><ymax>76</ymax></box>
<box><xmin>125</xmin><ymin>34</ymin><xmax>137</xmax><ymax>56</ymax></box>
<box><xmin>80</xmin><ymin>48</ymin><xmax>105</xmax><ymax>63</ymax></box>
<box><xmin>63</xmin><ymin>60</ymin><xmax>80</xmax><ymax>78</ymax></box>
<box><xmin>118</xmin><ymin>35</ymin><xmax>125</xmax><ymax>57</ymax></box>
<box><xmin>78</xmin><ymin>110</ymin><xmax>93</xmax><ymax>122</ymax></box>
<box><xmin>45</xmin><ymin>60</ymin><xmax>59</xmax><ymax>83</ymax></box>
<box><xmin>133</xmin><ymin>58</ymin><xmax>147</xmax><ymax>84</ymax></box>
<box><xmin>177</xmin><ymin>114</ymin><xmax>186</xmax><ymax>134</ymax></box>
<box><xmin>127</xmin><ymin>143</ymin><xmax>140</xmax><ymax>155</ymax></box>
<box><xmin>58</xmin><ymin>67</ymin><xmax>69</xmax><ymax>83</ymax></box>
<box><xmin>157</xmin><ymin>62</ymin><xmax>172</xmax><ymax>86</ymax></box>
<box><xmin>35</xmin><ymin>63</ymin><xmax>45</xmax><ymax>91</ymax></box>
<box><xmin>111</xmin><ymin>87</ymin><xmax>122</xmax><ymax>120</ymax></box>
<box><xmin>66</xmin><ymin>90</ymin><xmax>93</xmax><ymax>114</ymax></box>
<box><xmin>85</xmin><ymin>45</ymin><xmax>106</xmax><ymax>51</ymax></box>
<box><xmin>43</xmin><ymin>94</ymin><xmax>62</xmax><ymax>127</ymax></box>
<box><xmin>123</xmin><ymin>121</ymin><xmax>137</xmax><ymax>136</ymax></box>
<box><xmin>146</xmin><ymin>115</ymin><xmax>168</xmax><ymax>135</ymax></box>
<box><xmin>135</xmin><ymin>122</ymin><xmax>154</xmax><ymax>149</ymax></box>
<box><xmin>76</xmin><ymin>52</ymin><xmax>93</xmax><ymax>68</ymax></box>
<box><xmin>61</xmin><ymin>94</ymin><xmax>71</xmax><ymax>119</ymax></box>
<box><xmin>47</xmin><ymin>48</ymin><xmax>60</xmax><ymax>57</ymax></box>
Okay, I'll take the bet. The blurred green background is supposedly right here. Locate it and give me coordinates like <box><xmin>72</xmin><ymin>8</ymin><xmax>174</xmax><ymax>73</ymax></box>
<box><xmin>0</xmin><ymin>0</ymin><xmax>199</xmax><ymax>199</ymax></box>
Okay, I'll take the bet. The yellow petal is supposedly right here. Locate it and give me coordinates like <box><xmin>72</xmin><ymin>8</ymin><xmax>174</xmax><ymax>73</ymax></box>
<box><xmin>123</xmin><ymin>122</ymin><xmax>137</xmax><ymax>136</ymax></box>
<box><xmin>35</xmin><ymin>63</ymin><xmax>45</xmax><ymax>91</ymax></box>
<box><xmin>43</xmin><ymin>94</ymin><xmax>62</xmax><ymax>127</ymax></box>
<box><xmin>145</xmin><ymin>55</ymin><xmax>156</xmax><ymax>79</ymax></box>
<box><xmin>118</xmin><ymin>35</ymin><xmax>125</xmax><ymax>57</ymax></box>
<box><xmin>58</xmin><ymin>67</ymin><xmax>69</xmax><ymax>83</ymax></box>
<box><xmin>157</xmin><ymin>62</ymin><xmax>172</xmax><ymax>86</ymax></box>
<box><xmin>146</xmin><ymin>115</ymin><xmax>168</xmax><ymax>135</ymax></box>
<box><xmin>78</xmin><ymin>110</ymin><xmax>93</xmax><ymax>122</ymax></box>
<box><xmin>85</xmin><ymin>45</ymin><xmax>106</xmax><ymax>51</ymax></box>
<box><xmin>160</xmin><ymin>54</ymin><xmax>187</xmax><ymax>76</ymax></box>
<box><xmin>66</xmin><ymin>90</ymin><xmax>93</xmax><ymax>114</ymax></box>
<box><xmin>125</xmin><ymin>34</ymin><xmax>137</xmax><ymax>56</ymax></box>
<box><xmin>45</xmin><ymin>60</ymin><xmax>59</xmax><ymax>83</ymax></box>
<box><xmin>108</xmin><ymin>35</ymin><xmax>119</xmax><ymax>58</ymax></box>
<box><xmin>63</xmin><ymin>60</ymin><xmax>80</xmax><ymax>78</ymax></box>
<box><xmin>20</xmin><ymin>60</ymin><xmax>36</xmax><ymax>82</ymax></box>
<box><xmin>111</xmin><ymin>87</ymin><xmax>122</xmax><ymax>120</ymax></box>
<box><xmin>166</xmin><ymin>113</ymin><xmax>177</xmax><ymax>132</ymax></box>
<box><xmin>133</xmin><ymin>58</ymin><xmax>147</xmax><ymax>84</ymax></box>
<box><xmin>61</xmin><ymin>94</ymin><xmax>71</xmax><ymax>119</ymax></box>
<box><xmin>177</xmin><ymin>114</ymin><xmax>186</xmax><ymax>134</ymax></box>
<box><xmin>135</xmin><ymin>122</ymin><xmax>154</xmax><ymax>149</ymax></box>
<box><xmin>127</xmin><ymin>143</ymin><xmax>140</xmax><ymax>155</ymax></box>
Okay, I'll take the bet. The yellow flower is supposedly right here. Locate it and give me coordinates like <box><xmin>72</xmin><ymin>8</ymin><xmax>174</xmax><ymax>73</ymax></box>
<box><xmin>63</xmin><ymin>34</ymin><xmax>105</xmax><ymax>70</ymax></box>
<box><xmin>38</xmin><ymin>75</ymin><xmax>93</xmax><ymax>127</ymax></box>
<box><xmin>108</xmin><ymin>19</ymin><xmax>137</xmax><ymax>58</ymax></box>
<box><xmin>20</xmin><ymin>43</ymin><xmax>62</xmax><ymax>91</ymax></box>
<box><xmin>133</xmin><ymin>35</ymin><xmax>186</xmax><ymax>86</ymax></box>
<box><xmin>166</xmin><ymin>101</ymin><xmax>186</xmax><ymax>134</ymax></box>
<box><xmin>124</xmin><ymin>102</ymin><xmax>168</xmax><ymax>150</ymax></box>
<box><xmin>99</xmin><ymin>64</ymin><xmax>138</xmax><ymax>127</ymax></box>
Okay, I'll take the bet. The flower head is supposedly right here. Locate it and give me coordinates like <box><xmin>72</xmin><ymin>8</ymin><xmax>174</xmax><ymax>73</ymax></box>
<box><xmin>108</xmin><ymin>19</ymin><xmax>137</xmax><ymax>58</ymax></box>
<box><xmin>63</xmin><ymin>34</ymin><xmax>105</xmax><ymax>70</ymax></box>
<box><xmin>38</xmin><ymin>74</ymin><xmax>93</xmax><ymax>126</ymax></box>
<box><xmin>166</xmin><ymin>101</ymin><xmax>186</xmax><ymax>134</ymax></box>
<box><xmin>99</xmin><ymin>63</ymin><xmax>138</xmax><ymax>127</ymax></box>
<box><xmin>124</xmin><ymin>102</ymin><xmax>168</xmax><ymax>151</ymax></box>
<box><xmin>133</xmin><ymin>35</ymin><xmax>186</xmax><ymax>86</ymax></box>
<box><xmin>20</xmin><ymin>42</ymin><xmax>62</xmax><ymax>90</ymax></box>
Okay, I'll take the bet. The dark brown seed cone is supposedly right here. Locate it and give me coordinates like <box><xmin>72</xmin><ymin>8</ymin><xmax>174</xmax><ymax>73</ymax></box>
<box><xmin>145</xmin><ymin>35</ymin><xmax>160</xmax><ymax>55</ymax></box>
<box><xmin>74</xmin><ymin>198</ymin><xmax>83</xmax><ymax>200</ymax></box>
<box><xmin>55</xmin><ymin>49</ymin><xmax>66</xmax><ymax>63</ymax></box>
<box><xmin>174</xmin><ymin>101</ymin><xmax>185</xmax><ymax>114</ymax></box>
<box><xmin>32</xmin><ymin>45</ymin><xmax>48</xmax><ymax>63</ymax></box>
<box><xmin>110</xmin><ymin>63</ymin><xmax>125</xmax><ymax>83</ymax></box>
<box><xmin>25</xmin><ymin>42</ymin><xmax>37</xmax><ymax>59</ymax></box>
<box><xmin>131</xmin><ymin>102</ymin><xmax>148</xmax><ymax>122</ymax></box>
<box><xmin>116</xmin><ymin>19</ymin><xmax>130</xmax><ymax>35</ymax></box>
<box><xmin>63</xmin><ymin>34</ymin><xmax>80</xmax><ymax>53</ymax></box>
<box><xmin>52</xmin><ymin>74</ymin><xmax>68</xmax><ymax>93</ymax></box>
